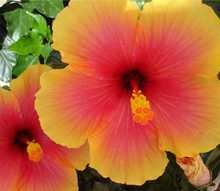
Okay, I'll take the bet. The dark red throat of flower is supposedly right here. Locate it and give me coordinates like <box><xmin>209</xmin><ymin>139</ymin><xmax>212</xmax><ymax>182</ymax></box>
<box><xmin>124</xmin><ymin>70</ymin><xmax>154</xmax><ymax>126</ymax></box>
<box><xmin>14</xmin><ymin>129</ymin><xmax>43</xmax><ymax>162</ymax></box>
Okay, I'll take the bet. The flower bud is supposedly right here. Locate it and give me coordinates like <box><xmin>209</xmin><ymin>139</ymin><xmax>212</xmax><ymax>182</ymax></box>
<box><xmin>177</xmin><ymin>155</ymin><xmax>211</xmax><ymax>187</ymax></box>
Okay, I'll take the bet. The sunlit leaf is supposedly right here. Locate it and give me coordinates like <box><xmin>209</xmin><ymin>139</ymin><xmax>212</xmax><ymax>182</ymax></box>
<box><xmin>9</xmin><ymin>35</ymin><xmax>43</xmax><ymax>55</ymax></box>
<box><xmin>26</xmin><ymin>11</ymin><xmax>49</xmax><ymax>37</ymax></box>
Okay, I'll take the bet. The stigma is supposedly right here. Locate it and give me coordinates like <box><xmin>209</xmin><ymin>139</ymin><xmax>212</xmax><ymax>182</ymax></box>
<box><xmin>26</xmin><ymin>140</ymin><xmax>43</xmax><ymax>162</ymax></box>
<box><xmin>130</xmin><ymin>89</ymin><xmax>154</xmax><ymax>125</ymax></box>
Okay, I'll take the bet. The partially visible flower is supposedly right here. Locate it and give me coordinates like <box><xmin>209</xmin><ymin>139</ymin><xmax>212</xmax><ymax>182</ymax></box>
<box><xmin>0</xmin><ymin>0</ymin><xmax>7</xmax><ymax>7</ymax></box>
<box><xmin>177</xmin><ymin>155</ymin><xmax>211</xmax><ymax>187</ymax></box>
<box><xmin>0</xmin><ymin>65</ymin><xmax>89</xmax><ymax>191</ymax></box>
<box><xmin>36</xmin><ymin>0</ymin><xmax>220</xmax><ymax>185</ymax></box>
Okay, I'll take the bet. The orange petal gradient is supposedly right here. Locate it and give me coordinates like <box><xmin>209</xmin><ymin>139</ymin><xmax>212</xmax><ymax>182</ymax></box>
<box><xmin>52</xmin><ymin>0</ymin><xmax>141</xmax><ymax>68</ymax></box>
<box><xmin>0</xmin><ymin>65</ymin><xmax>89</xmax><ymax>191</ymax></box>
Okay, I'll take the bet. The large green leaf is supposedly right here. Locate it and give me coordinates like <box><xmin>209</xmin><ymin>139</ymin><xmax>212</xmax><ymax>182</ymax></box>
<box><xmin>4</xmin><ymin>8</ymin><xmax>34</xmax><ymax>39</ymax></box>
<box><xmin>23</xmin><ymin>0</ymin><xmax>64</xmax><ymax>18</ymax></box>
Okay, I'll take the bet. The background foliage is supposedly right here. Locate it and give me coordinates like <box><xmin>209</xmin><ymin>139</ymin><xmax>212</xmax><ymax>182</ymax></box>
<box><xmin>1</xmin><ymin>0</ymin><xmax>220</xmax><ymax>191</ymax></box>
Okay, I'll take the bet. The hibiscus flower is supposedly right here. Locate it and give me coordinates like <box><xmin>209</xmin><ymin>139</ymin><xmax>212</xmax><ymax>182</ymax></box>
<box><xmin>36</xmin><ymin>0</ymin><xmax>220</xmax><ymax>185</ymax></box>
<box><xmin>0</xmin><ymin>65</ymin><xmax>89</xmax><ymax>191</ymax></box>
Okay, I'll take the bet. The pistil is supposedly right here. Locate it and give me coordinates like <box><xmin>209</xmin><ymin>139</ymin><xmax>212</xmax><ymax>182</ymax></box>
<box><xmin>129</xmin><ymin>80</ymin><xmax>154</xmax><ymax>125</ymax></box>
<box><xmin>26</xmin><ymin>140</ymin><xmax>43</xmax><ymax>162</ymax></box>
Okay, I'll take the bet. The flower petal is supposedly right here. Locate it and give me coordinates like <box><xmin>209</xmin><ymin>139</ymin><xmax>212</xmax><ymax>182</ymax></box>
<box><xmin>36</xmin><ymin>66</ymin><xmax>120</xmax><ymax>148</ymax></box>
<box><xmin>15</xmin><ymin>155</ymin><xmax>78</xmax><ymax>191</ymax></box>
<box><xmin>138</xmin><ymin>1</ymin><xmax>220</xmax><ymax>156</ymax></box>
<box><xmin>11</xmin><ymin>64</ymin><xmax>50</xmax><ymax>121</ymax></box>
<box><xmin>144</xmin><ymin>0</ymin><xmax>201</xmax><ymax>7</ymax></box>
<box><xmin>52</xmin><ymin>0</ymin><xmax>140</xmax><ymax>70</ymax></box>
<box><xmin>36</xmin><ymin>66</ymin><xmax>168</xmax><ymax>184</ymax></box>
<box><xmin>43</xmin><ymin>139</ymin><xmax>90</xmax><ymax>171</ymax></box>
<box><xmin>89</xmin><ymin>97</ymin><xmax>168</xmax><ymax>185</ymax></box>
<box><xmin>0</xmin><ymin>145</ymin><xmax>22</xmax><ymax>191</ymax></box>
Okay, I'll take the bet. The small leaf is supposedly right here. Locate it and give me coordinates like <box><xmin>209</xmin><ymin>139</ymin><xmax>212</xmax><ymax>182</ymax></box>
<box><xmin>9</xmin><ymin>35</ymin><xmax>43</xmax><ymax>56</ymax></box>
<box><xmin>40</xmin><ymin>44</ymin><xmax>52</xmax><ymax>63</ymax></box>
<box><xmin>26</xmin><ymin>11</ymin><xmax>48</xmax><ymax>37</ymax></box>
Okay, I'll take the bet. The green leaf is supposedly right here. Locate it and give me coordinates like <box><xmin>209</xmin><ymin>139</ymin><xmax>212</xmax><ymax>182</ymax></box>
<box><xmin>9</xmin><ymin>35</ymin><xmax>43</xmax><ymax>56</ymax></box>
<box><xmin>4</xmin><ymin>8</ymin><xmax>34</xmax><ymax>39</ymax></box>
<box><xmin>12</xmin><ymin>55</ymin><xmax>38</xmax><ymax>77</ymax></box>
<box><xmin>0</xmin><ymin>49</ymin><xmax>16</xmax><ymax>86</ymax></box>
<box><xmin>26</xmin><ymin>11</ymin><xmax>48</xmax><ymax>37</ymax></box>
<box><xmin>41</xmin><ymin>44</ymin><xmax>52</xmax><ymax>63</ymax></box>
<box><xmin>23</xmin><ymin>0</ymin><xmax>64</xmax><ymax>18</ymax></box>
<box><xmin>0</xmin><ymin>36</ymin><xmax>16</xmax><ymax>86</ymax></box>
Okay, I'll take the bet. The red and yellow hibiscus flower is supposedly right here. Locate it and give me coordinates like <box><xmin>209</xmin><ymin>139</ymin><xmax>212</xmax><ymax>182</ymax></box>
<box><xmin>36</xmin><ymin>0</ymin><xmax>220</xmax><ymax>185</ymax></box>
<box><xmin>0</xmin><ymin>65</ymin><xmax>89</xmax><ymax>191</ymax></box>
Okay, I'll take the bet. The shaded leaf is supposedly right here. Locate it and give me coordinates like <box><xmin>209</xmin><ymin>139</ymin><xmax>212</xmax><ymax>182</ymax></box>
<box><xmin>0</xmin><ymin>49</ymin><xmax>16</xmax><ymax>86</ymax></box>
<box><xmin>0</xmin><ymin>36</ymin><xmax>16</xmax><ymax>86</ymax></box>
<box><xmin>46</xmin><ymin>50</ymin><xmax>67</xmax><ymax>68</ymax></box>
<box><xmin>23</xmin><ymin>0</ymin><xmax>64</xmax><ymax>18</ymax></box>
<box><xmin>0</xmin><ymin>0</ymin><xmax>21</xmax><ymax>14</ymax></box>
<box><xmin>12</xmin><ymin>54</ymin><xmax>38</xmax><ymax>77</ymax></box>
<box><xmin>0</xmin><ymin>15</ymin><xmax>7</xmax><ymax>48</ymax></box>
<box><xmin>203</xmin><ymin>0</ymin><xmax>220</xmax><ymax>18</ymax></box>
<box><xmin>206</xmin><ymin>146</ymin><xmax>220</xmax><ymax>179</ymax></box>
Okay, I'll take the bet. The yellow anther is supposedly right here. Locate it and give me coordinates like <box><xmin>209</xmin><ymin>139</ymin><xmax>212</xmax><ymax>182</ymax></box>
<box><xmin>130</xmin><ymin>90</ymin><xmax>154</xmax><ymax>125</ymax></box>
<box><xmin>26</xmin><ymin>141</ymin><xmax>43</xmax><ymax>162</ymax></box>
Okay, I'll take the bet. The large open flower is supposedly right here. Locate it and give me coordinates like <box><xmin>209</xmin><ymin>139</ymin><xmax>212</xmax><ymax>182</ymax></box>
<box><xmin>36</xmin><ymin>0</ymin><xmax>220</xmax><ymax>185</ymax></box>
<box><xmin>0</xmin><ymin>65</ymin><xmax>89</xmax><ymax>191</ymax></box>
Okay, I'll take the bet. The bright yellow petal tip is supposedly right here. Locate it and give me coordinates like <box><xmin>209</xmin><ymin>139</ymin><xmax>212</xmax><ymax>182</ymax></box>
<box><xmin>26</xmin><ymin>141</ymin><xmax>43</xmax><ymax>162</ymax></box>
<box><xmin>130</xmin><ymin>89</ymin><xmax>154</xmax><ymax>125</ymax></box>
